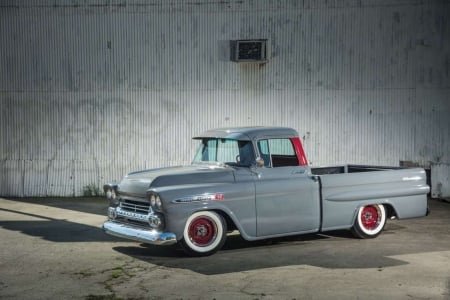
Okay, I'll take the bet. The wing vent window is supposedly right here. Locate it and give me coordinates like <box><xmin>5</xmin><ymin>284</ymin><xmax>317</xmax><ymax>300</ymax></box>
<box><xmin>230</xmin><ymin>39</ymin><xmax>268</xmax><ymax>63</ymax></box>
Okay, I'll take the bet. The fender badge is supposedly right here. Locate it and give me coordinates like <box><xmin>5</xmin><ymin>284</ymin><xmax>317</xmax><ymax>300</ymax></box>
<box><xmin>172</xmin><ymin>193</ymin><xmax>225</xmax><ymax>203</ymax></box>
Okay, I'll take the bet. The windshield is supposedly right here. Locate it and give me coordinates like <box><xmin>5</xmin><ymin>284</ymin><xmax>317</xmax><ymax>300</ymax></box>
<box><xmin>192</xmin><ymin>138</ymin><xmax>256</xmax><ymax>167</ymax></box>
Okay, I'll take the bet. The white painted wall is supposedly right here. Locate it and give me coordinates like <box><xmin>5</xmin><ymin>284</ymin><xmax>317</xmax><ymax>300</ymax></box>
<box><xmin>1</xmin><ymin>0</ymin><xmax>449</xmax><ymax>196</ymax></box>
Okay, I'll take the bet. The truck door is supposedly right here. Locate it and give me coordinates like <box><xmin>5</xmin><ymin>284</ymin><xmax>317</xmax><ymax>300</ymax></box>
<box><xmin>255</xmin><ymin>138</ymin><xmax>321</xmax><ymax>237</ymax></box>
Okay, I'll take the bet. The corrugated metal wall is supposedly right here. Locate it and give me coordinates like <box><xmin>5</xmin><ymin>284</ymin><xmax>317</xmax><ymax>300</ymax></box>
<box><xmin>1</xmin><ymin>0</ymin><xmax>449</xmax><ymax>196</ymax></box>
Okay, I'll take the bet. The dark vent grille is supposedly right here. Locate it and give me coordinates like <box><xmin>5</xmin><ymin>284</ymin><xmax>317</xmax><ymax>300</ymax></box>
<box><xmin>230</xmin><ymin>39</ymin><xmax>268</xmax><ymax>62</ymax></box>
<box><xmin>116</xmin><ymin>217</ymin><xmax>149</xmax><ymax>228</ymax></box>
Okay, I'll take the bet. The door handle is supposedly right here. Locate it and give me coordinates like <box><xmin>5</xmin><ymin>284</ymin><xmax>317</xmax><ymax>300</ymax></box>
<box><xmin>291</xmin><ymin>169</ymin><xmax>306</xmax><ymax>175</ymax></box>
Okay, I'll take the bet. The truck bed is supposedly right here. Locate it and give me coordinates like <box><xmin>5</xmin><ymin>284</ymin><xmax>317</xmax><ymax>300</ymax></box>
<box><xmin>309</xmin><ymin>165</ymin><xmax>429</xmax><ymax>232</ymax></box>
<box><xmin>311</xmin><ymin>164</ymin><xmax>402</xmax><ymax>175</ymax></box>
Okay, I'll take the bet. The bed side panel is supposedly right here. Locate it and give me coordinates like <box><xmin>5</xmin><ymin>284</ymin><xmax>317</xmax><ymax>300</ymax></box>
<box><xmin>319</xmin><ymin>168</ymin><xmax>429</xmax><ymax>231</ymax></box>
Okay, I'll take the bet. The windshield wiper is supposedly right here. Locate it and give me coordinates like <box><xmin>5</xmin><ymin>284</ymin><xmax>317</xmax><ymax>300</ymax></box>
<box><xmin>193</xmin><ymin>161</ymin><xmax>227</xmax><ymax>168</ymax></box>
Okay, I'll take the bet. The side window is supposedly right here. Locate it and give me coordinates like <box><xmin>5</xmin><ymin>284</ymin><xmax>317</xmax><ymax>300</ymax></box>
<box><xmin>268</xmin><ymin>139</ymin><xmax>296</xmax><ymax>156</ymax></box>
<box><xmin>257</xmin><ymin>138</ymin><xmax>299</xmax><ymax>167</ymax></box>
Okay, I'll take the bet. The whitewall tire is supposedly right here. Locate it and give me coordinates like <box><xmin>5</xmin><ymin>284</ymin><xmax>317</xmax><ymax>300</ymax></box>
<box><xmin>180</xmin><ymin>211</ymin><xmax>227</xmax><ymax>256</ymax></box>
<box><xmin>351</xmin><ymin>204</ymin><xmax>386</xmax><ymax>239</ymax></box>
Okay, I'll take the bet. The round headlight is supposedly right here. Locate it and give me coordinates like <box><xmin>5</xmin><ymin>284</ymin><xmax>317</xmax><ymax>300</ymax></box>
<box><xmin>155</xmin><ymin>196</ymin><xmax>162</xmax><ymax>209</ymax></box>
<box><xmin>150</xmin><ymin>194</ymin><xmax>156</xmax><ymax>207</ymax></box>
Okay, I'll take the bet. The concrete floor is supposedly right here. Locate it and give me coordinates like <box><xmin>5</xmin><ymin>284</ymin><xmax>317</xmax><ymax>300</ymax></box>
<box><xmin>0</xmin><ymin>197</ymin><xmax>449</xmax><ymax>300</ymax></box>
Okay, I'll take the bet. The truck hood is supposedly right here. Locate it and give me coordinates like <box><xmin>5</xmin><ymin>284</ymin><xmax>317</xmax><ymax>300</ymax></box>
<box><xmin>118</xmin><ymin>164</ymin><xmax>235</xmax><ymax>196</ymax></box>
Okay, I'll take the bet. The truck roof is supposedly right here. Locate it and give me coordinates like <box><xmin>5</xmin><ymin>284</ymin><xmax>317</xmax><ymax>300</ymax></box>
<box><xmin>193</xmin><ymin>126</ymin><xmax>299</xmax><ymax>141</ymax></box>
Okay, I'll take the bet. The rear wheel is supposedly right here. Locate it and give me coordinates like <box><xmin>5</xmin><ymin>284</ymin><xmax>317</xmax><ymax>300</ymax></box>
<box><xmin>351</xmin><ymin>204</ymin><xmax>386</xmax><ymax>239</ymax></box>
<box><xmin>180</xmin><ymin>211</ymin><xmax>227</xmax><ymax>256</ymax></box>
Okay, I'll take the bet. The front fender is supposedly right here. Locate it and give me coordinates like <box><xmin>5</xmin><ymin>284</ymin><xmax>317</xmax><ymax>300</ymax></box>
<box><xmin>147</xmin><ymin>173</ymin><xmax>256</xmax><ymax>241</ymax></box>
<box><xmin>164</xmin><ymin>201</ymin><xmax>254</xmax><ymax>242</ymax></box>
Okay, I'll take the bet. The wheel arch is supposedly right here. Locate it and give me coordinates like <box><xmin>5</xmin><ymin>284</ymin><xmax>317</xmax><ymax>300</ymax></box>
<box><xmin>350</xmin><ymin>201</ymin><xmax>395</xmax><ymax>224</ymax></box>
<box><xmin>383</xmin><ymin>203</ymin><xmax>398</xmax><ymax>219</ymax></box>
<box><xmin>210</xmin><ymin>209</ymin><xmax>238</xmax><ymax>232</ymax></box>
<box><xmin>175</xmin><ymin>205</ymin><xmax>241</xmax><ymax>237</ymax></box>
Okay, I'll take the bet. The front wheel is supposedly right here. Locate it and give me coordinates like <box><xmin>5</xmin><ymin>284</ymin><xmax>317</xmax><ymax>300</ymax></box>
<box><xmin>351</xmin><ymin>204</ymin><xmax>386</xmax><ymax>239</ymax></box>
<box><xmin>180</xmin><ymin>211</ymin><xmax>227</xmax><ymax>256</ymax></box>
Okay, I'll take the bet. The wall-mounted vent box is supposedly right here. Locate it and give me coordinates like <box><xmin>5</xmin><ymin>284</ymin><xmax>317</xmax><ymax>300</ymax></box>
<box><xmin>230</xmin><ymin>39</ymin><xmax>268</xmax><ymax>63</ymax></box>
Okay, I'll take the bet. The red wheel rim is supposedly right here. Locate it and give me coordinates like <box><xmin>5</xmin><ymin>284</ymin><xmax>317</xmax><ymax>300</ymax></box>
<box><xmin>360</xmin><ymin>206</ymin><xmax>379</xmax><ymax>230</ymax></box>
<box><xmin>188</xmin><ymin>217</ymin><xmax>217</xmax><ymax>246</ymax></box>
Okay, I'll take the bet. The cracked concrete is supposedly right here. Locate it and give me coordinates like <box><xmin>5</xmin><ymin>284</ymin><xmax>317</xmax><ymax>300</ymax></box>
<box><xmin>0</xmin><ymin>197</ymin><xmax>449</xmax><ymax>299</ymax></box>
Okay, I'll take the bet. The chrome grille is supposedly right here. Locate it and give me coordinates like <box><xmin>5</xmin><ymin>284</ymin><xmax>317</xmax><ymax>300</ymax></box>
<box><xmin>120</xmin><ymin>199</ymin><xmax>150</xmax><ymax>214</ymax></box>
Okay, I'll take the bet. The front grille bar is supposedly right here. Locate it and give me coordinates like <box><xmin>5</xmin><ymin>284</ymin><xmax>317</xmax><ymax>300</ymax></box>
<box><xmin>120</xmin><ymin>199</ymin><xmax>150</xmax><ymax>214</ymax></box>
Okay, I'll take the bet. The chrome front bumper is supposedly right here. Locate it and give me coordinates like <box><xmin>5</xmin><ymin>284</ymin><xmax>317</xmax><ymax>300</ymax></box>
<box><xmin>103</xmin><ymin>221</ymin><xmax>177</xmax><ymax>245</ymax></box>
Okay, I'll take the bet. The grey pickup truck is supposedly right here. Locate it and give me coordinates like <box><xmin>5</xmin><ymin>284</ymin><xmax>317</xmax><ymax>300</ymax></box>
<box><xmin>103</xmin><ymin>127</ymin><xmax>430</xmax><ymax>256</ymax></box>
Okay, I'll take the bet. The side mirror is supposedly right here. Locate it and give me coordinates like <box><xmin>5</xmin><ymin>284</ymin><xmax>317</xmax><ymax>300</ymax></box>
<box><xmin>255</xmin><ymin>157</ymin><xmax>265</xmax><ymax>168</ymax></box>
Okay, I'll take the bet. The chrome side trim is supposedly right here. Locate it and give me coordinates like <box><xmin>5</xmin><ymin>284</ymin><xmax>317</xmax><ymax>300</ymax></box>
<box><xmin>103</xmin><ymin>221</ymin><xmax>177</xmax><ymax>245</ymax></box>
<box><xmin>172</xmin><ymin>193</ymin><xmax>225</xmax><ymax>203</ymax></box>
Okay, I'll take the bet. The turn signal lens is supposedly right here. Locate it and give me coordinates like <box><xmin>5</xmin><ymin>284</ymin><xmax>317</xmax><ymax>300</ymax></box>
<box><xmin>150</xmin><ymin>194</ymin><xmax>156</xmax><ymax>207</ymax></box>
<box><xmin>106</xmin><ymin>189</ymin><xmax>116</xmax><ymax>200</ymax></box>
<box><xmin>155</xmin><ymin>196</ymin><xmax>162</xmax><ymax>209</ymax></box>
